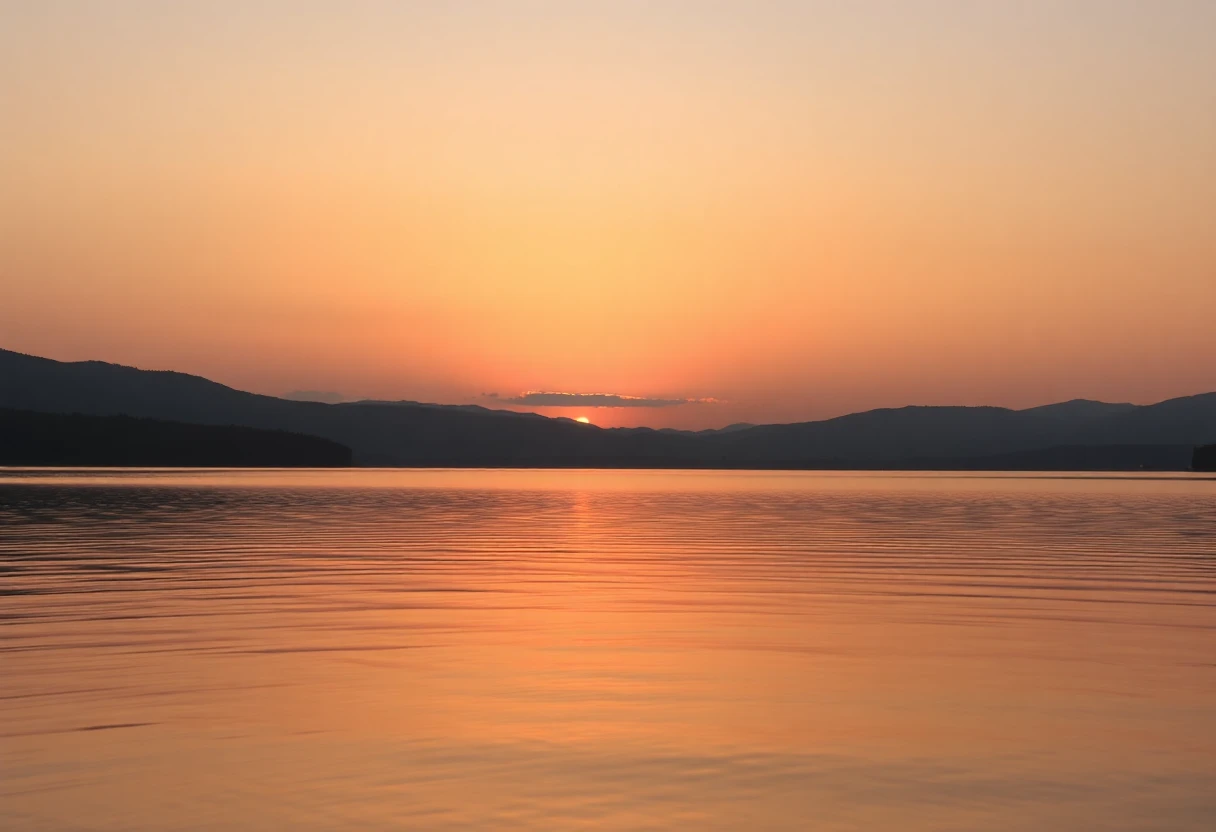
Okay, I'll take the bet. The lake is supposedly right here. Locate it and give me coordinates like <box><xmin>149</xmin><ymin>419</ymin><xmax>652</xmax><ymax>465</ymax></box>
<box><xmin>1</xmin><ymin>469</ymin><xmax>1214</xmax><ymax>830</ymax></box>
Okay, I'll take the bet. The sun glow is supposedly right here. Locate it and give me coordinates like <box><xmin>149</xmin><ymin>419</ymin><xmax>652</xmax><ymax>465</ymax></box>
<box><xmin>575</xmin><ymin>416</ymin><xmax>591</xmax><ymax>424</ymax></box>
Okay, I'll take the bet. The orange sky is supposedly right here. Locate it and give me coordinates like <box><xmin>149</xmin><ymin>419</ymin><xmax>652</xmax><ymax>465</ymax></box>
<box><xmin>2</xmin><ymin>2</ymin><xmax>1214</xmax><ymax>429</ymax></box>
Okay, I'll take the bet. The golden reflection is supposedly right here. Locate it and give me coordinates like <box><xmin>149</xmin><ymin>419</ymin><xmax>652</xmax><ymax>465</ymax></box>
<box><xmin>2</xmin><ymin>470</ymin><xmax>1214</xmax><ymax>829</ymax></box>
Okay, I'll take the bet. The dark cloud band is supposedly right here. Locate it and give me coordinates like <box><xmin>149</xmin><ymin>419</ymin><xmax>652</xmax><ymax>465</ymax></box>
<box><xmin>501</xmin><ymin>392</ymin><xmax>717</xmax><ymax>408</ymax></box>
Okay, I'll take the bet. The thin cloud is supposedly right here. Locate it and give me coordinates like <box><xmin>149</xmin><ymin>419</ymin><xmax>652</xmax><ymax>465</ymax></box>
<box><xmin>499</xmin><ymin>392</ymin><xmax>722</xmax><ymax>408</ymax></box>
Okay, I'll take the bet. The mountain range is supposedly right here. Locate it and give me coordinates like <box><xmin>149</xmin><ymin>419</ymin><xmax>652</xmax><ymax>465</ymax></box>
<box><xmin>2</xmin><ymin>348</ymin><xmax>1213</xmax><ymax>469</ymax></box>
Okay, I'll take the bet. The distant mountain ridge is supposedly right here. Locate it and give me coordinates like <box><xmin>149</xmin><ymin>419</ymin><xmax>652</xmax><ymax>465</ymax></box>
<box><xmin>2</xmin><ymin>348</ymin><xmax>1214</xmax><ymax>469</ymax></box>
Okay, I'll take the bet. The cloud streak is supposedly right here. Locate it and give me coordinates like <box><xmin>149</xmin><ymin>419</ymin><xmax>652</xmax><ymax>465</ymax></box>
<box><xmin>500</xmin><ymin>392</ymin><xmax>720</xmax><ymax>408</ymax></box>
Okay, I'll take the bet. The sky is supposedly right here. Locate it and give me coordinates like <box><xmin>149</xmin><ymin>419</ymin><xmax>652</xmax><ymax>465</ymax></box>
<box><xmin>1</xmin><ymin>1</ymin><xmax>1214</xmax><ymax>429</ymax></box>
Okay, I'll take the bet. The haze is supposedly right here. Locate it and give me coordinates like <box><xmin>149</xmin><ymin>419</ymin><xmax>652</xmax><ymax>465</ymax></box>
<box><xmin>2</xmin><ymin>1</ymin><xmax>1214</xmax><ymax>429</ymax></box>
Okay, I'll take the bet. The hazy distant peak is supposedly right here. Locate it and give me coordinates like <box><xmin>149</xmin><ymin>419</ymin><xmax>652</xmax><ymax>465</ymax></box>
<box><xmin>698</xmin><ymin>422</ymin><xmax>756</xmax><ymax>434</ymax></box>
<box><xmin>284</xmin><ymin>390</ymin><xmax>347</xmax><ymax>404</ymax></box>
<box><xmin>1018</xmin><ymin>399</ymin><xmax>1137</xmax><ymax>418</ymax></box>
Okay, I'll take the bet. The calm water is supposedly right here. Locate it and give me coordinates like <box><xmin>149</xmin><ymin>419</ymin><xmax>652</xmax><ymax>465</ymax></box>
<box><xmin>1</xmin><ymin>469</ymin><xmax>1214</xmax><ymax>831</ymax></box>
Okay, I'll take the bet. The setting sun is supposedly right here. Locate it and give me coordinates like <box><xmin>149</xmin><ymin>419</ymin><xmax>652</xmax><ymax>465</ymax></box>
<box><xmin>575</xmin><ymin>416</ymin><xmax>591</xmax><ymax>424</ymax></box>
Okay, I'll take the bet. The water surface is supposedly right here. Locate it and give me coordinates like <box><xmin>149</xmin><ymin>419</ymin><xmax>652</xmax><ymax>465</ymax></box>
<box><xmin>2</xmin><ymin>469</ymin><xmax>1214</xmax><ymax>830</ymax></box>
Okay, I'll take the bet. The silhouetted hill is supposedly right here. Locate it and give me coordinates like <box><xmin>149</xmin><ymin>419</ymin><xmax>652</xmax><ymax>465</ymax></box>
<box><xmin>0</xmin><ymin>408</ymin><xmax>352</xmax><ymax>467</ymax></box>
<box><xmin>696</xmin><ymin>397</ymin><xmax>1216</xmax><ymax>465</ymax></box>
<box><xmin>2</xmin><ymin>348</ymin><xmax>1214</xmax><ymax>469</ymax></box>
<box><xmin>0</xmin><ymin>349</ymin><xmax>701</xmax><ymax>466</ymax></box>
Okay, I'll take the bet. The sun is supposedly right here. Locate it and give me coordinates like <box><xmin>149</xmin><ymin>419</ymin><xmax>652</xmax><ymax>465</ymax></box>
<box><xmin>575</xmin><ymin>416</ymin><xmax>591</xmax><ymax>424</ymax></box>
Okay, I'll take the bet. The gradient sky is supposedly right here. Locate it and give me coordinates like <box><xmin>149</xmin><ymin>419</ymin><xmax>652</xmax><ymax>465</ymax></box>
<box><xmin>2</xmin><ymin>1</ymin><xmax>1213</xmax><ymax>429</ymax></box>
